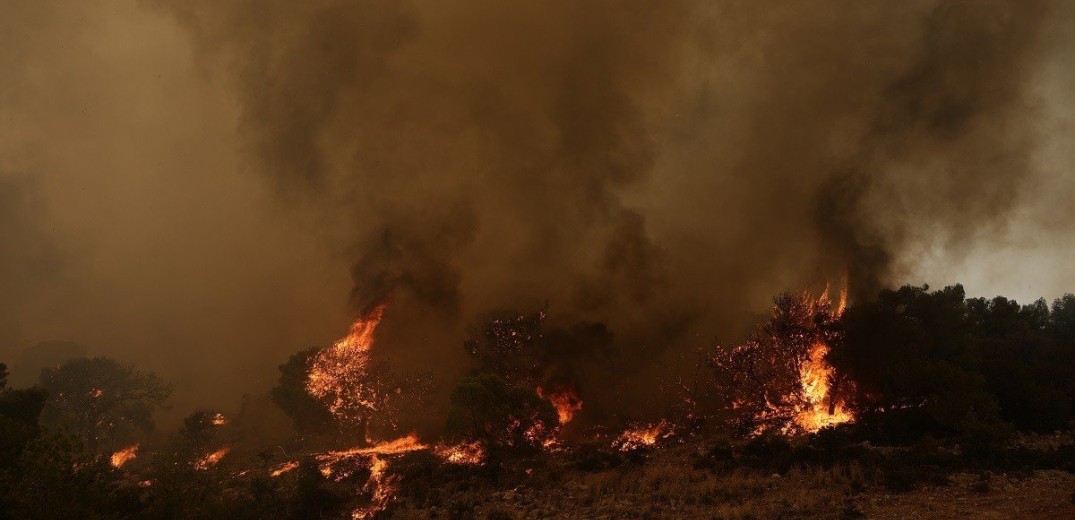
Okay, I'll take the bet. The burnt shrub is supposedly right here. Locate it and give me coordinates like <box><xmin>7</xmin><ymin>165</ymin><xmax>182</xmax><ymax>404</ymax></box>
<box><xmin>572</xmin><ymin>441</ymin><xmax>623</xmax><ymax>472</ymax></box>
<box><xmin>739</xmin><ymin>435</ymin><xmax>794</xmax><ymax>471</ymax></box>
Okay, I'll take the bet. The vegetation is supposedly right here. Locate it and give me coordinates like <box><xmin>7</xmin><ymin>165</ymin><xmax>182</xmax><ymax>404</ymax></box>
<box><xmin>1</xmin><ymin>285</ymin><xmax>1074</xmax><ymax>518</ymax></box>
<box><xmin>38</xmin><ymin>357</ymin><xmax>171</xmax><ymax>453</ymax></box>
<box><xmin>445</xmin><ymin>374</ymin><xmax>558</xmax><ymax>454</ymax></box>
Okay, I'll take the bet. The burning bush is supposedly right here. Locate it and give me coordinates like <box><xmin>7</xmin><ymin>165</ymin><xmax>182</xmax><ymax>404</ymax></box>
<box><xmin>445</xmin><ymin>374</ymin><xmax>559</xmax><ymax>455</ymax></box>
<box><xmin>709</xmin><ymin>290</ymin><xmax>852</xmax><ymax>436</ymax></box>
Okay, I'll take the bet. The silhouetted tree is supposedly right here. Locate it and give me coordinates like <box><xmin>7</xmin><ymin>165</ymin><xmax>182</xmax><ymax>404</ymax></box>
<box><xmin>445</xmin><ymin>374</ymin><xmax>558</xmax><ymax>455</ymax></box>
<box><xmin>831</xmin><ymin>285</ymin><xmax>998</xmax><ymax>437</ymax></box>
<box><xmin>39</xmin><ymin>357</ymin><xmax>171</xmax><ymax>453</ymax></box>
<box><xmin>271</xmin><ymin>347</ymin><xmax>336</xmax><ymax>436</ymax></box>
<box><xmin>273</xmin><ymin>347</ymin><xmax>434</xmax><ymax>444</ymax></box>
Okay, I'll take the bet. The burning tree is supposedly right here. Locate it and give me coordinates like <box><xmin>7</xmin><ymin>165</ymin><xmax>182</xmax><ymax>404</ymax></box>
<box><xmin>281</xmin><ymin>300</ymin><xmax>432</xmax><ymax>445</ymax></box>
<box><xmin>444</xmin><ymin>374</ymin><xmax>558</xmax><ymax>454</ymax></box>
<box><xmin>709</xmin><ymin>290</ymin><xmax>852</xmax><ymax>436</ymax></box>
<box><xmin>38</xmin><ymin>357</ymin><xmax>171</xmax><ymax>452</ymax></box>
<box><xmin>463</xmin><ymin>306</ymin><xmax>616</xmax><ymax>428</ymax></box>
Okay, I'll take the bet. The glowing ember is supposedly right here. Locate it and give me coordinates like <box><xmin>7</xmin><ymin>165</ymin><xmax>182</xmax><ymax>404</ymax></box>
<box><xmin>434</xmin><ymin>441</ymin><xmax>485</xmax><ymax>465</ymax></box>
<box><xmin>352</xmin><ymin>455</ymin><xmax>398</xmax><ymax>519</ymax></box>
<box><xmin>537</xmin><ymin>387</ymin><xmax>583</xmax><ymax>425</ymax></box>
<box><xmin>316</xmin><ymin>434</ymin><xmax>428</xmax><ymax>480</ymax></box>
<box><xmin>91</xmin><ymin>388</ymin><xmax>104</xmax><ymax>398</ymax></box>
<box><xmin>110</xmin><ymin>444</ymin><xmax>138</xmax><ymax>468</ymax></box>
<box><xmin>195</xmin><ymin>447</ymin><xmax>230</xmax><ymax>470</ymax></box>
<box><xmin>307</xmin><ymin>301</ymin><xmax>390</xmax><ymax>424</ymax></box>
<box><xmin>211</xmin><ymin>413</ymin><xmax>227</xmax><ymax>426</ymax></box>
<box><xmin>612</xmin><ymin>420</ymin><xmax>673</xmax><ymax>451</ymax></box>
<box><xmin>270</xmin><ymin>461</ymin><xmax>299</xmax><ymax>477</ymax></box>
<box><xmin>313</xmin><ymin>434</ymin><xmax>427</xmax><ymax>518</ymax></box>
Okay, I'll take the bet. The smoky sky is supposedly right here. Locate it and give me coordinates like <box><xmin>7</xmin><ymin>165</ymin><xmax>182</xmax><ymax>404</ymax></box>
<box><xmin>2</xmin><ymin>0</ymin><xmax>1074</xmax><ymax>413</ymax></box>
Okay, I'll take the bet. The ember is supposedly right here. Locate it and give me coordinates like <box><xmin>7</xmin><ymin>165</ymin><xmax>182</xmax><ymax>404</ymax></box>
<box><xmin>613</xmin><ymin>420</ymin><xmax>673</xmax><ymax>451</ymax></box>
<box><xmin>195</xmin><ymin>447</ymin><xmax>230</xmax><ymax>470</ymax></box>
<box><xmin>110</xmin><ymin>444</ymin><xmax>138</xmax><ymax>468</ymax></box>
<box><xmin>434</xmin><ymin>441</ymin><xmax>485</xmax><ymax>465</ymax></box>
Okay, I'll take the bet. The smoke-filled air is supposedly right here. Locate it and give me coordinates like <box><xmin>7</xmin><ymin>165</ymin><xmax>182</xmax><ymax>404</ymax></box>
<box><xmin>3</xmin><ymin>1</ymin><xmax>1075</xmax><ymax>519</ymax></box>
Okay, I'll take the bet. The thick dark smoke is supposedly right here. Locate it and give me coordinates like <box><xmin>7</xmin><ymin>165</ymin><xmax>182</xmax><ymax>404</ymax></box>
<box><xmin>2</xmin><ymin>0</ymin><xmax>1073</xmax><ymax>415</ymax></box>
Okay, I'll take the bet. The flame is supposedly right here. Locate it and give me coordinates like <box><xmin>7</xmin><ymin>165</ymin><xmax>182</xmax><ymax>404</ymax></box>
<box><xmin>195</xmin><ymin>447</ymin><xmax>230</xmax><ymax>470</ymax></box>
<box><xmin>316</xmin><ymin>433</ymin><xmax>427</xmax><ymax>479</ymax></box>
<box><xmin>352</xmin><ymin>455</ymin><xmax>398</xmax><ymax>520</ymax></box>
<box><xmin>754</xmin><ymin>285</ymin><xmax>854</xmax><ymax>435</ymax></box>
<box><xmin>537</xmin><ymin>387</ymin><xmax>583</xmax><ymax>425</ymax></box>
<box><xmin>110</xmin><ymin>444</ymin><xmax>138</xmax><ymax>468</ymax></box>
<box><xmin>270</xmin><ymin>460</ymin><xmax>300</xmax><ymax>477</ymax></box>
<box><xmin>211</xmin><ymin>413</ymin><xmax>227</xmax><ymax>426</ymax></box>
<box><xmin>313</xmin><ymin>434</ymin><xmax>426</xmax><ymax>518</ymax></box>
<box><xmin>91</xmin><ymin>388</ymin><xmax>104</xmax><ymax>398</ymax></box>
<box><xmin>307</xmin><ymin>301</ymin><xmax>390</xmax><ymax>423</ymax></box>
<box><xmin>434</xmin><ymin>441</ymin><xmax>485</xmax><ymax>465</ymax></box>
<box><xmin>792</xmin><ymin>341</ymin><xmax>853</xmax><ymax>431</ymax></box>
<box><xmin>612</xmin><ymin>420</ymin><xmax>672</xmax><ymax>451</ymax></box>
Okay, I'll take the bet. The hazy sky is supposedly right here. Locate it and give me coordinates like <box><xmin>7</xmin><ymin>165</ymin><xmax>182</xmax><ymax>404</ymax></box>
<box><xmin>2</xmin><ymin>0</ymin><xmax>1073</xmax><ymax>411</ymax></box>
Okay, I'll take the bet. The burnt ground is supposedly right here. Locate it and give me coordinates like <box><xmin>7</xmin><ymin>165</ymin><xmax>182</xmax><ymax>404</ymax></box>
<box><xmin>381</xmin><ymin>436</ymin><xmax>1075</xmax><ymax>520</ymax></box>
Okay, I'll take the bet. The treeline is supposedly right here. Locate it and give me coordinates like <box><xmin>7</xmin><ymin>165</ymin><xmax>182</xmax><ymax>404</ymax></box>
<box><xmin>1</xmin><ymin>284</ymin><xmax>1074</xmax><ymax>518</ymax></box>
<box><xmin>831</xmin><ymin>285</ymin><xmax>1075</xmax><ymax>439</ymax></box>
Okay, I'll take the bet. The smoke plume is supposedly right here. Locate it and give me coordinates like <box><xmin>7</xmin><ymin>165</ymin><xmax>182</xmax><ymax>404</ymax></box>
<box><xmin>2</xmin><ymin>0</ymin><xmax>1073</xmax><ymax>412</ymax></box>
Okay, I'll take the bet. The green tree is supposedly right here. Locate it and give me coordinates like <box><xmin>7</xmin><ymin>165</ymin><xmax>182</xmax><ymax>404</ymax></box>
<box><xmin>39</xmin><ymin>357</ymin><xmax>171</xmax><ymax>453</ymax></box>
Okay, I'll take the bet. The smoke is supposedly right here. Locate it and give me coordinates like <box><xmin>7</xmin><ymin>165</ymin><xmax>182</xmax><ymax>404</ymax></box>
<box><xmin>2</xmin><ymin>0</ymin><xmax>1073</xmax><ymax>413</ymax></box>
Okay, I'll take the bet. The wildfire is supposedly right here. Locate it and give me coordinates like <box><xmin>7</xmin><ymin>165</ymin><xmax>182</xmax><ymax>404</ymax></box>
<box><xmin>211</xmin><ymin>413</ymin><xmax>227</xmax><ymax>426</ymax></box>
<box><xmin>195</xmin><ymin>447</ymin><xmax>230</xmax><ymax>470</ymax></box>
<box><xmin>434</xmin><ymin>441</ymin><xmax>485</xmax><ymax>465</ymax></box>
<box><xmin>352</xmin><ymin>455</ymin><xmax>397</xmax><ymax>520</ymax></box>
<box><xmin>537</xmin><ymin>387</ymin><xmax>583</xmax><ymax>425</ymax></box>
<box><xmin>785</xmin><ymin>286</ymin><xmax>852</xmax><ymax>432</ymax></box>
<box><xmin>270</xmin><ymin>461</ymin><xmax>300</xmax><ymax>477</ymax></box>
<box><xmin>307</xmin><ymin>301</ymin><xmax>390</xmax><ymax>423</ymax></box>
<box><xmin>316</xmin><ymin>434</ymin><xmax>428</xmax><ymax>479</ymax></box>
<box><xmin>313</xmin><ymin>434</ymin><xmax>428</xmax><ymax>518</ymax></box>
<box><xmin>110</xmin><ymin>444</ymin><xmax>138</xmax><ymax>468</ymax></box>
<box><xmin>612</xmin><ymin>420</ymin><xmax>673</xmax><ymax>451</ymax></box>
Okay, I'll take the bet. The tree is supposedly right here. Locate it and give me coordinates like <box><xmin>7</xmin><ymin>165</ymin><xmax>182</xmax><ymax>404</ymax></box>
<box><xmin>444</xmin><ymin>374</ymin><xmax>558</xmax><ymax>454</ymax></box>
<box><xmin>1</xmin><ymin>430</ymin><xmax>136</xmax><ymax>519</ymax></box>
<box><xmin>830</xmin><ymin>285</ymin><xmax>998</xmax><ymax>436</ymax></box>
<box><xmin>709</xmin><ymin>292</ymin><xmax>841</xmax><ymax>435</ymax></box>
<box><xmin>273</xmin><ymin>346</ymin><xmax>433</xmax><ymax>444</ymax></box>
<box><xmin>271</xmin><ymin>347</ymin><xmax>337</xmax><ymax>436</ymax></box>
<box><xmin>0</xmin><ymin>362</ymin><xmax>48</xmax><ymax>481</ymax></box>
<box><xmin>39</xmin><ymin>357</ymin><xmax>171</xmax><ymax>453</ymax></box>
<box><xmin>967</xmin><ymin>296</ymin><xmax>1073</xmax><ymax>431</ymax></box>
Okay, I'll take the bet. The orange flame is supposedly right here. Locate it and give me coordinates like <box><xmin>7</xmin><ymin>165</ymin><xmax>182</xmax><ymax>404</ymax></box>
<box><xmin>195</xmin><ymin>447</ymin><xmax>230</xmax><ymax>470</ymax></box>
<box><xmin>270</xmin><ymin>460</ymin><xmax>300</xmax><ymax>477</ymax></box>
<box><xmin>110</xmin><ymin>444</ymin><xmax>138</xmax><ymax>468</ymax></box>
<box><xmin>434</xmin><ymin>441</ymin><xmax>485</xmax><ymax>465</ymax></box>
<box><xmin>211</xmin><ymin>413</ymin><xmax>227</xmax><ymax>426</ymax></box>
<box><xmin>313</xmin><ymin>434</ymin><xmax>426</xmax><ymax>518</ymax></box>
<box><xmin>537</xmin><ymin>387</ymin><xmax>583</xmax><ymax>425</ymax></box>
<box><xmin>307</xmin><ymin>301</ymin><xmax>390</xmax><ymax>423</ymax></box>
<box><xmin>316</xmin><ymin>433</ymin><xmax>427</xmax><ymax>479</ymax></box>
<box><xmin>612</xmin><ymin>420</ymin><xmax>672</xmax><ymax>451</ymax></box>
<box><xmin>754</xmin><ymin>284</ymin><xmax>854</xmax><ymax>435</ymax></box>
